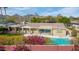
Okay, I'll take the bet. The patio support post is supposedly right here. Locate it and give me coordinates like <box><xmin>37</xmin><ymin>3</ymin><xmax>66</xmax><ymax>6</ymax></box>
<box><xmin>22</xmin><ymin>28</ymin><xmax>24</xmax><ymax>33</ymax></box>
<box><xmin>15</xmin><ymin>27</ymin><xmax>17</xmax><ymax>33</ymax></box>
<box><xmin>51</xmin><ymin>29</ymin><xmax>53</xmax><ymax>35</ymax></box>
<box><xmin>37</xmin><ymin>29</ymin><xmax>39</xmax><ymax>35</ymax></box>
<box><xmin>29</xmin><ymin>28</ymin><xmax>31</xmax><ymax>34</ymax></box>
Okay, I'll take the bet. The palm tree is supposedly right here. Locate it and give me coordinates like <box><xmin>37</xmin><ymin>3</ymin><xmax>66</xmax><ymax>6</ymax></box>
<box><xmin>4</xmin><ymin>7</ymin><xmax>7</xmax><ymax>22</ymax></box>
<box><xmin>0</xmin><ymin>7</ymin><xmax>3</xmax><ymax>15</ymax></box>
<box><xmin>0</xmin><ymin>7</ymin><xmax>3</xmax><ymax>22</ymax></box>
<box><xmin>4</xmin><ymin>7</ymin><xmax>7</xmax><ymax>15</ymax></box>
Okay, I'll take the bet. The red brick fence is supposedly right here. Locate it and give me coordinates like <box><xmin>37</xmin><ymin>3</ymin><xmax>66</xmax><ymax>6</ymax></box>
<box><xmin>28</xmin><ymin>45</ymin><xmax>74</xmax><ymax>51</ymax></box>
<box><xmin>0</xmin><ymin>45</ymin><xmax>78</xmax><ymax>51</ymax></box>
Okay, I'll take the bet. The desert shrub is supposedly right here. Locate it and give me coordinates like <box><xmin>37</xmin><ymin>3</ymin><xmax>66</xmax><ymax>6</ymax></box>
<box><xmin>44</xmin><ymin>38</ymin><xmax>53</xmax><ymax>45</ymax></box>
<box><xmin>74</xmin><ymin>45</ymin><xmax>79</xmax><ymax>51</ymax></box>
<box><xmin>0</xmin><ymin>35</ymin><xmax>24</xmax><ymax>45</ymax></box>
<box><xmin>71</xmin><ymin>29</ymin><xmax>77</xmax><ymax>37</ymax></box>
<box><xmin>76</xmin><ymin>38</ymin><xmax>79</xmax><ymax>45</ymax></box>
<box><xmin>12</xmin><ymin>36</ymin><xmax>24</xmax><ymax>45</ymax></box>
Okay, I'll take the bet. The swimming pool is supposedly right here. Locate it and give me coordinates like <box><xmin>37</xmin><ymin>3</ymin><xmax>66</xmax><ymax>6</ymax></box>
<box><xmin>51</xmin><ymin>38</ymin><xmax>72</xmax><ymax>45</ymax></box>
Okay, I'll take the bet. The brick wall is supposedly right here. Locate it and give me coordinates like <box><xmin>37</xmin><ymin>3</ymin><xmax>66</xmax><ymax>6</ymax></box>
<box><xmin>3</xmin><ymin>45</ymin><xmax>74</xmax><ymax>51</ymax></box>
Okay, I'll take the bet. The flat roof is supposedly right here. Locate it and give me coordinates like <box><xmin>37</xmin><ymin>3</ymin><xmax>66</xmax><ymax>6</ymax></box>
<box><xmin>21</xmin><ymin>23</ymin><xmax>66</xmax><ymax>29</ymax></box>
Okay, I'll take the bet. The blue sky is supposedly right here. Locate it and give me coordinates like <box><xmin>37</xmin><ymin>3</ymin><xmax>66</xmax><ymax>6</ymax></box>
<box><xmin>2</xmin><ymin>7</ymin><xmax>79</xmax><ymax>17</ymax></box>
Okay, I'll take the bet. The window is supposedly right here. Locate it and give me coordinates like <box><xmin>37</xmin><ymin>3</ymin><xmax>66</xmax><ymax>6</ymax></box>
<box><xmin>39</xmin><ymin>29</ymin><xmax>51</xmax><ymax>33</ymax></box>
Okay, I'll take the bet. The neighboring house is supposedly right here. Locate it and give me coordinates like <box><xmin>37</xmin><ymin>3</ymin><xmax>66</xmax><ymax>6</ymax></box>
<box><xmin>21</xmin><ymin>23</ymin><xmax>69</xmax><ymax>37</ymax></box>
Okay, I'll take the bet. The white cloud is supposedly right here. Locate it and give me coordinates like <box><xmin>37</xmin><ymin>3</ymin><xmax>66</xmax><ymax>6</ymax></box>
<box><xmin>12</xmin><ymin>7</ymin><xmax>32</xmax><ymax>11</ymax></box>
<box><xmin>7</xmin><ymin>7</ymin><xmax>34</xmax><ymax>15</ymax></box>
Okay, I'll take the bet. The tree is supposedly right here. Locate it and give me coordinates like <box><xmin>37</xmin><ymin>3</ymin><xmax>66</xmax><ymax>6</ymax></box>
<box><xmin>0</xmin><ymin>7</ymin><xmax>3</xmax><ymax>15</ymax></box>
<box><xmin>0</xmin><ymin>7</ymin><xmax>8</xmax><ymax>22</ymax></box>
<box><xmin>6</xmin><ymin>15</ymin><xmax>18</xmax><ymax>23</ymax></box>
<box><xmin>31</xmin><ymin>17</ymin><xmax>41</xmax><ymax>23</ymax></box>
<box><xmin>4</xmin><ymin>7</ymin><xmax>7</xmax><ymax>16</ymax></box>
<box><xmin>57</xmin><ymin>15</ymin><xmax>71</xmax><ymax>26</ymax></box>
<box><xmin>47</xmin><ymin>16</ymin><xmax>56</xmax><ymax>23</ymax></box>
<box><xmin>56</xmin><ymin>14</ymin><xmax>63</xmax><ymax>22</ymax></box>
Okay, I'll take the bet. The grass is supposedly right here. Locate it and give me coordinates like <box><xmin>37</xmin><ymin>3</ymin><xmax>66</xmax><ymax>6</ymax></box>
<box><xmin>0</xmin><ymin>33</ymin><xmax>21</xmax><ymax>36</ymax></box>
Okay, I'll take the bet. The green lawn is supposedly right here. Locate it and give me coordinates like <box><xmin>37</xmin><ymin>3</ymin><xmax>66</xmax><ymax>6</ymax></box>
<box><xmin>0</xmin><ymin>33</ymin><xmax>22</xmax><ymax>36</ymax></box>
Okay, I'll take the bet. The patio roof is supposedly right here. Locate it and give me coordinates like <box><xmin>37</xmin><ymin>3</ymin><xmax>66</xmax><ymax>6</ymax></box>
<box><xmin>8</xmin><ymin>24</ymin><xmax>20</xmax><ymax>27</ymax></box>
<box><xmin>21</xmin><ymin>26</ymin><xmax>31</xmax><ymax>28</ymax></box>
<box><xmin>21</xmin><ymin>23</ymin><xmax>66</xmax><ymax>29</ymax></box>
<box><xmin>39</xmin><ymin>26</ymin><xmax>52</xmax><ymax>29</ymax></box>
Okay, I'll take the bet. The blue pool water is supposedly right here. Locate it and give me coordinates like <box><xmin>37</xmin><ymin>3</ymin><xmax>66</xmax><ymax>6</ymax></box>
<box><xmin>51</xmin><ymin>38</ymin><xmax>72</xmax><ymax>45</ymax></box>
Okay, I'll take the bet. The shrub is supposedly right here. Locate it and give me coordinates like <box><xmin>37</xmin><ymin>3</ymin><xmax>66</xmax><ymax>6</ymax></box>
<box><xmin>71</xmin><ymin>29</ymin><xmax>77</xmax><ymax>37</ymax></box>
<box><xmin>24</xmin><ymin>36</ymin><xmax>45</xmax><ymax>45</ymax></box>
<box><xmin>24</xmin><ymin>36</ymin><xmax>53</xmax><ymax>45</ymax></box>
<box><xmin>12</xmin><ymin>36</ymin><xmax>24</xmax><ymax>45</ymax></box>
<box><xmin>0</xmin><ymin>46</ymin><xmax>5</xmax><ymax>51</ymax></box>
<box><xmin>44</xmin><ymin>38</ymin><xmax>53</xmax><ymax>45</ymax></box>
<box><xmin>74</xmin><ymin>45</ymin><xmax>79</xmax><ymax>51</ymax></box>
<box><xmin>5</xmin><ymin>46</ymin><xmax>16</xmax><ymax>51</ymax></box>
<box><xmin>15</xmin><ymin>45</ymin><xmax>31</xmax><ymax>51</ymax></box>
<box><xmin>0</xmin><ymin>35</ymin><xmax>24</xmax><ymax>45</ymax></box>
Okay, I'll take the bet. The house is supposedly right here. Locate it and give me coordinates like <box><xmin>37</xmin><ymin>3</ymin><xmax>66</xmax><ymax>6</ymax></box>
<box><xmin>0</xmin><ymin>22</ymin><xmax>70</xmax><ymax>37</ymax></box>
<box><xmin>20</xmin><ymin>23</ymin><xmax>69</xmax><ymax>37</ymax></box>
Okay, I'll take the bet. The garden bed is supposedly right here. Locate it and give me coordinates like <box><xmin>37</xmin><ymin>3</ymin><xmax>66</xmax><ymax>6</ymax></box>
<box><xmin>0</xmin><ymin>34</ymin><xmax>24</xmax><ymax>45</ymax></box>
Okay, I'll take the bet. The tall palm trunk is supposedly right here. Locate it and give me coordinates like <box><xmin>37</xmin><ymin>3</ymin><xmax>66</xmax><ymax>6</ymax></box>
<box><xmin>0</xmin><ymin>7</ymin><xmax>3</xmax><ymax>22</ymax></box>
<box><xmin>4</xmin><ymin>7</ymin><xmax>7</xmax><ymax>22</ymax></box>
<box><xmin>4</xmin><ymin>7</ymin><xmax>7</xmax><ymax>15</ymax></box>
<box><xmin>0</xmin><ymin>7</ymin><xmax>2</xmax><ymax>15</ymax></box>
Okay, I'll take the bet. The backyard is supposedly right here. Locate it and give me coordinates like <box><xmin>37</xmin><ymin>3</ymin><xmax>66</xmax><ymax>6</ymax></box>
<box><xmin>0</xmin><ymin>33</ymin><xmax>78</xmax><ymax>51</ymax></box>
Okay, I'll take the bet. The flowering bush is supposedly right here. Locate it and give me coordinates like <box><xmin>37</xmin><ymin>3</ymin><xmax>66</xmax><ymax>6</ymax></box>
<box><xmin>0</xmin><ymin>46</ymin><xmax>5</xmax><ymax>51</ymax></box>
<box><xmin>15</xmin><ymin>45</ymin><xmax>31</xmax><ymax>51</ymax></box>
<box><xmin>0</xmin><ymin>35</ymin><xmax>53</xmax><ymax>45</ymax></box>
<box><xmin>24</xmin><ymin>36</ymin><xmax>53</xmax><ymax>45</ymax></box>
<box><xmin>5</xmin><ymin>46</ymin><xmax>16</xmax><ymax>51</ymax></box>
<box><xmin>24</xmin><ymin>36</ymin><xmax>45</xmax><ymax>45</ymax></box>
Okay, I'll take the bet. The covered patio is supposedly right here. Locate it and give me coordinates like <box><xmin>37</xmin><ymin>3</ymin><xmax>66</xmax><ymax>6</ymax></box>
<box><xmin>21</xmin><ymin>26</ymin><xmax>39</xmax><ymax>34</ymax></box>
